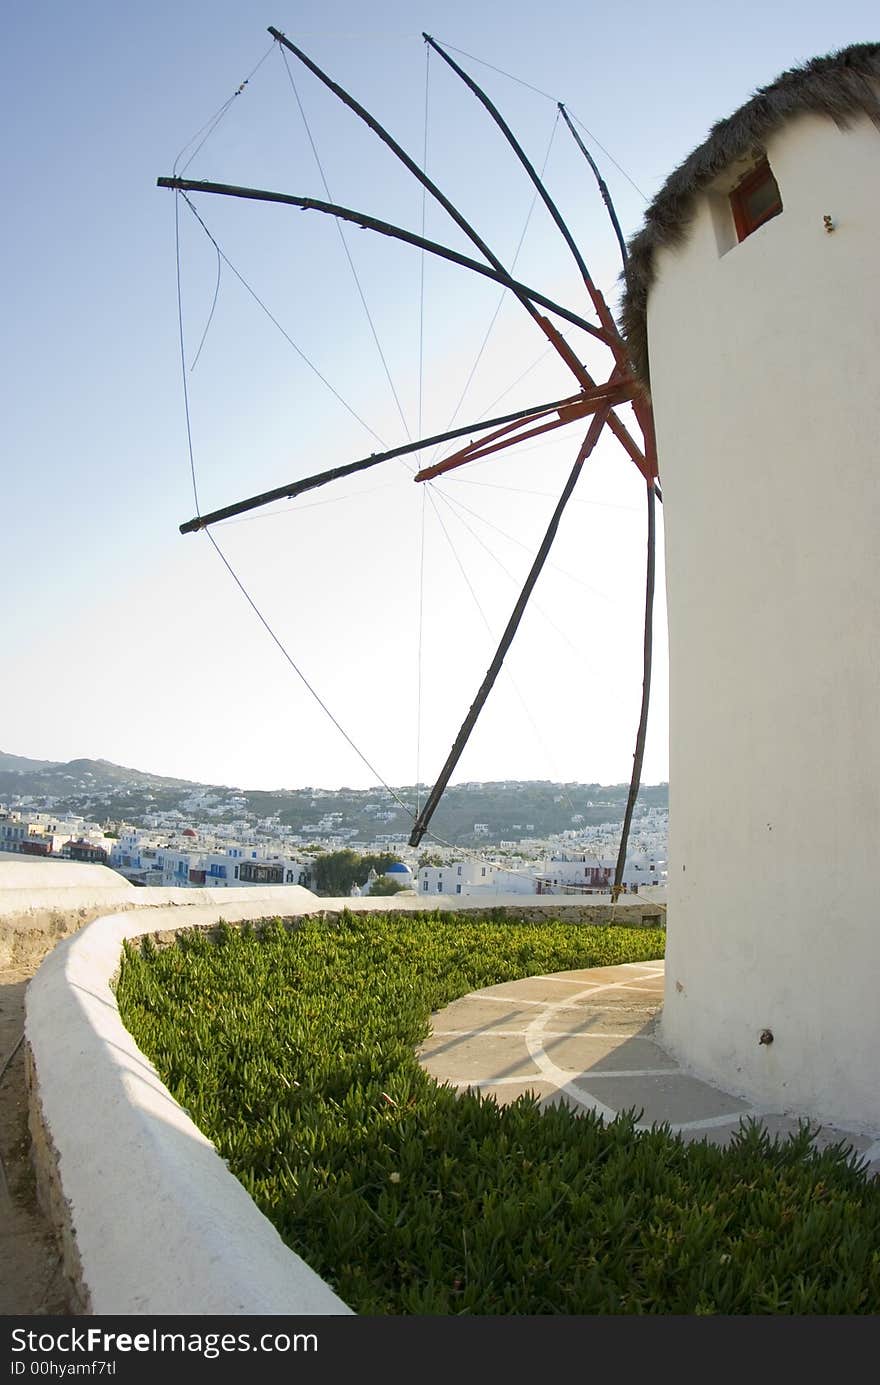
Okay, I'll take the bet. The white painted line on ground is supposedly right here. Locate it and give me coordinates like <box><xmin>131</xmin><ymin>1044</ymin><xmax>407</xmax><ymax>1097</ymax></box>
<box><xmin>542</xmin><ymin>1031</ymin><xmax>653</xmax><ymax>1041</ymax></box>
<box><xmin>666</xmin><ymin>1110</ymin><xmax>757</xmax><ymax>1133</ymax></box>
<box><xmin>572</xmin><ymin>1069</ymin><xmax>681</xmax><ymax>1080</ymax></box>
<box><xmin>530</xmin><ymin>976</ymin><xmax>606</xmax><ymax>987</ymax></box>
<box><xmin>429</xmin><ymin>1028</ymin><xmax>648</xmax><ymax>1040</ymax></box>
<box><xmin>425</xmin><ymin>1028</ymin><xmax>534</xmax><ymax>1039</ymax></box>
<box><xmin>466</xmin><ymin>993</ymin><xmax>552</xmax><ymax>1007</ymax></box>
<box><xmin>426</xmin><ymin>965</ymin><xmax>669</xmax><ymax>1126</ymax></box>
<box><xmin>445</xmin><ymin>1076</ymin><xmax>547</xmax><ymax>1089</ymax></box>
<box><xmin>523</xmin><ymin>983</ymin><xmax>623</xmax><ymax>1123</ymax></box>
<box><xmin>465</xmin><ymin>992</ymin><xmax>613</xmax><ymax>1012</ymax></box>
<box><xmin>604</xmin><ymin>984</ymin><xmax>665</xmax><ymax>994</ymax></box>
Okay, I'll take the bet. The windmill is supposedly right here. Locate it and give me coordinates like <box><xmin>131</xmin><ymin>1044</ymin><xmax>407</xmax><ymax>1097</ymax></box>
<box><xmin>159</xmin><ymin>26</ymin><xmax>661</xmax><ymax>893</ymax></box>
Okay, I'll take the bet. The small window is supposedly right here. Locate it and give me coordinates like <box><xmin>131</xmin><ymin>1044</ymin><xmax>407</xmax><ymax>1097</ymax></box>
<box><xmin>730</xmin><ymin>159</ymin><xmax>782</xmax><ymax>242</ymax></box>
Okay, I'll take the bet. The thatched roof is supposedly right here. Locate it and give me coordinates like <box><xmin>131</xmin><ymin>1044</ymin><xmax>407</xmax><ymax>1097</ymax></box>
<box><xmin>620</xmin><ymin>42</ymin><xmax>880</xmax><ymax>393</ymax></box>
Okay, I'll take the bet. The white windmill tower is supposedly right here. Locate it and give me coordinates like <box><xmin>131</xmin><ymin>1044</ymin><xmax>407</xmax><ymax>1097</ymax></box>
<box><xmin>621</xmin><ymin>42</ymin><xmax>880</xmax><ymax>1129</ymax></box>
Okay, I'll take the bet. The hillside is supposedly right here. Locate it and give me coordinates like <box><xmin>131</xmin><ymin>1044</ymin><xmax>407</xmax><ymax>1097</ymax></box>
<box><xmin>0</xmin><ymin>753</ymin><xmax>196</xmax><ymax>798</ymax></box>
<box><xmin>0</xmin><ymin>751</ymin><xmax>667</xmax><ymax>846</ymax></box>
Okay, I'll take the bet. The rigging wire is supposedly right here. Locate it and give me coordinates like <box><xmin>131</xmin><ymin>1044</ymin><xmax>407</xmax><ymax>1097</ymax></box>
<box><xmin>408</xmin><ymin>819</ymin><xmax>546</xmax><ymax>873</ymax></box>
<box><xmin>424</xmin><ymin>482</ymin><xmax>596</xmax><ymax>818</ymax></box>
<box><xmin>567</xmin><ymin>110</ymin><xmax>648</xmax><ymax>203</ymax></box>
<box><xmin>446</xmin><ymin>475</ymin><xmax>641</xmax><ymax>513</ymax></box>
<box><xmin>410</xmin><ymin>414</ymin><xmax>609</xmax><ymax>846</ymax></box>
<box><xmin>430</xmin><ymin>38</ymin><xmax>561</xmax><ymax>104</ymax></box>
<box><xmin>177</xmin><ymin>390</ymin><xmax>593</xmax><ymax>534</ymax></box>
<box><xmin>426</xmin><ymin>108</ymin><xmax>562</xmax><ymax>468</ymax></box>
<box><xmin>188</xmin><ymin>243</ymin><xmax>221</xmax><ymax>373</ymax></box>
<box><xmin>434</xmin><ymin>427</ymin><xmax>619</xmax><ymax>471</ymax></box>
<box><xmin>174</xmin><ymin>194</ymin><xmax>201</xmax><ymax>516</ymax></box>
<box><xmin>465</xmin><ymin>338</ymin><xmax>563</xmax><ymax>419</ymax></box>
<box><xmin>425</xmin><ymin>486</ymin><xmax>492</xmax><ymax>635</ymax></box>
<box><xmin>173</xmin><ymin>42</ymin><xmax>276</xmax><ymax>176</ymax></box>
<box><xmin>174</xmin><ymin>105</ymin><xmax>235</xmax><ymax>178</ymax></box>
<box><xmin>429</xmin><ymin>490</ymin><xmax>587</xmax><ymax>662</ymax></box>
<box><xmin>425</xmin><ymin>489</ymin><xmax>590</xmax><ymax>817</ymax></box>
<box><xmin>411</xmin><ymin>41</ymin><xmax>659</xmax><ymax>862</ymax></box>
<box><xmin>431</xmin><ymin>36</ymin><xmax>648</xmax><ymax>201</ymax></box>
<box><xmin>179</xmin><ymin>193</ymin><xmax>387</xmax><ymax>449</ymax></box>
<box><xmin>421</xmin><ymin>330</ymin><xmax>576</xmax><ymax>480</ymax></box>
<box><xmin>425</xmin><ymin>34</ymin><xmax>622</xmax><ymax>368</ymax></box>
<box><xmin>558</xmin><ymin>104</ymin><xmax>628</xmax><ymax>267</ymax></box>
<box><xmin>205</xmin><ymin>540</ymin><xmax>484</xmax><ymax>860</ymax></box>
<box><xmin>204</xmin><ymin>530</ymin><xmax>417</xmax><ymax>816</ymax></box>
<box><xmin>265</xmin><ymin>22</ymin><xmax>609</xmax><ymax>418</ymax></box>
<box><xmin>173</xmin><ymin>201</ymin><xmax>412</xmax><ymax>818</ymax></box>
<box><xmin>433</xmin><ymin>483</ymin><xmax>623</xmax><ymax>606</ymax></box>
<box><xmin>278</xmin><ymin>44</ymin><xmax>413</xmax><ymax>441</ymax></box>
<box><xmin>429</xmin><ymin>485</ymin><xmax>608</xmax><ymax>660</ymax></box>
<box><xmin>163</xmin><ymin>176</ymin><xmax>603</xmax><ymax>341</ymax></box>
<box><xmin>216</xmin><ymin>482</ymin><xmax>399</xmax><ymax>526</ymax></box>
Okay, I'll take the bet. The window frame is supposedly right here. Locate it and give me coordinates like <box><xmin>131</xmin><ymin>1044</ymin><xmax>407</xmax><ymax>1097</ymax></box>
<box><xmin>729</xmin><ymin>159</ymin><xmax>782</xmax><ymax>243</ymax></box>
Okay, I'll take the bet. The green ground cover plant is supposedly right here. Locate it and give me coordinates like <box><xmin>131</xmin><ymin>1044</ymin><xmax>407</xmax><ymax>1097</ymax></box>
<box><xmin>116</xmin><ymin>912</ymin><xmax>880</xmax><ymax>1314</ymax></box>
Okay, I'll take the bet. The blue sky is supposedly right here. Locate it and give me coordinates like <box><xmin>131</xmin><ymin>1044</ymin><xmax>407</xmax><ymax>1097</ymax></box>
<box><xmin>3</xmin><ymin>1</ymin><xmax>875</xmax><ymax>792</ymax></box>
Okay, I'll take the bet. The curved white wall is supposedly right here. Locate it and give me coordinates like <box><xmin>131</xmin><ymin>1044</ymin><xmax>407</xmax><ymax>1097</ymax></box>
<box><xmin>26</xmin><ymin>890</ymin><xmax>353</xmax><ymax>1315</ymax></box>
<box><xmin>647</xmin><ymin>110</ymin><xmax>880</xmax><ymax>1128</ymax></box>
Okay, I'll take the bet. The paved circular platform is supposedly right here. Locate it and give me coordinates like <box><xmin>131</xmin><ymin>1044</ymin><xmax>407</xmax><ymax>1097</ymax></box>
<box><xmin>418</xmin><ymin>960</ymin><xmax>880</xmax><ymax>1167</ymax></box>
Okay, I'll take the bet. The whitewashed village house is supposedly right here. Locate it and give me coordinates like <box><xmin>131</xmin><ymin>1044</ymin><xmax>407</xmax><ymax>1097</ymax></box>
<box><xmin>417</xmin><ymin>851</ymin><xmax>658</xmax><ymax>897</ymax></box>
<box><xmin>110</xmin><ymin>827</ymin><xmax>307</xmax><ymax>889</ymax></box>
<box><xmin>418</xmin><ymin>859</ymin><xmax>556</xmax><ymax>896</ymax></box>
<box><xmin>621</xmin><ymin>42</ymin><xmax>880</xmax><ymax>1128</ymax></box>
<box><xmin>0</xmin><ymin>810</ymin><xmax>112</xmax><ymax>860</ymax></box>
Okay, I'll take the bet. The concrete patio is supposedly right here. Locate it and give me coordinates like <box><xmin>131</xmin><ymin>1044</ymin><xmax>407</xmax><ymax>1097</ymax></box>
<box><xmin>418</xmin><ymin>960</ymin><xmax>880</xmax><ymax>1167</ymax></box>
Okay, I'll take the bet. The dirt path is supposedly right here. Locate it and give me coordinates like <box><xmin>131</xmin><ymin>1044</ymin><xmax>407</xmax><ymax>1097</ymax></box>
<box><xmin>0</xmin><ymin>961</ymin><xmax>73</xmax><ymax>1315</ymax></box>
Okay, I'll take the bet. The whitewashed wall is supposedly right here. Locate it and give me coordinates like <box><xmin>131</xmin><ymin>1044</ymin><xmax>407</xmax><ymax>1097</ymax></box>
<box><xmin>647</xmin><ymin>109</ymin><xmax>880</xmax><ymax>1128</ymax></box>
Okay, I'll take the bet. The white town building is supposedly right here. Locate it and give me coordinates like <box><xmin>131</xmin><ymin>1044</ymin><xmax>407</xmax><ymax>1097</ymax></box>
<box><xmin>418</xmin><ymin>860</ymin><xmax>503</xmax><ymax>896</ymax></box>
<box><xmin>109</xmin><ymin>827</ymin><xmax>307</xmax><ymax>889</ymax></box>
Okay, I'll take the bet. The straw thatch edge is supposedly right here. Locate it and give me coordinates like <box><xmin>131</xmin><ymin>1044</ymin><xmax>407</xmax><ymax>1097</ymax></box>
<box><xmin>620</xmin><ymin>42</ymin><xmax>880</xmax><ymax>393</ymax></box>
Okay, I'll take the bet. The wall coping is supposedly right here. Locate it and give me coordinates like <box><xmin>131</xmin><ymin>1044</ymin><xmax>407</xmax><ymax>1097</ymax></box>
<box><xmin>25</xmin><ymin>889</ymin><xmax>352</xmax><ymax>1316</ymax></box>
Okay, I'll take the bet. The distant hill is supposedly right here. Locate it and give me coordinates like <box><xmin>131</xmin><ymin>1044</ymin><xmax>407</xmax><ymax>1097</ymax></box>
<box><xmin>61</xmin><ymin>758</ymin><xmax>196</xmax><ymax>789</ymax></box>
<box><xmin>0</xmin><ymin>751</ymin><xmax>667</xmax><ymax>845</ymax></box>
<box><xmin>0</xmin><ymin>751</ymin><xmax>60</xmax><ymax>774</ymax></box>
<box><xmin>0</xmin><ymin>753</ymin><xmax>198</xmax><ymax>798</ymax></box>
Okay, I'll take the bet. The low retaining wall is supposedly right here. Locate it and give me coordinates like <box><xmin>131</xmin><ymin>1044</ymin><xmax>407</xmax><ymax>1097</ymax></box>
<box><xmin>323</xmin><ymin>899</ymin><xmax>666</xmax><ymax>928</ymax></box>
<box><xmin>24</xmin><ymin>886</ymin><xmax>665</xmax><ymax>1315</ymax></box>
<box><xmin>25</xmin><ymin>889</ymin><xmax>352</xmax><ymax>1316</ymax></box>
<box><xmin>0</xmin><ymin>864</ymin><xmax>303</xmax><ymax>971</ymax></box>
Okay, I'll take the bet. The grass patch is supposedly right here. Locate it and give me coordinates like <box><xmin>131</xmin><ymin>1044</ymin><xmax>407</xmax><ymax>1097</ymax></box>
<box><xmin>116</xmin><ymin>911</ymin><xmax>880</xmax><ymax>1314</ymax></box>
